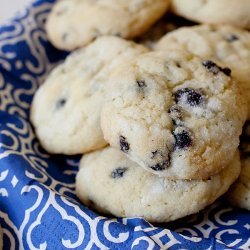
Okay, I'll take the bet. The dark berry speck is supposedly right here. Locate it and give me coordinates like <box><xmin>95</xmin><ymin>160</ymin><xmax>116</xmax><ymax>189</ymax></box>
<box><xmin>150</xmin><ymin>160</ymin><xmax>170</xmax><ymax>171</ymax></box>
<box><xmin>174</xmin><ymin>127</ymin><xmax>192</xmax><ymax>150</ymax></box>
<box><xmin>119</xmin><ymin>136</ymin><xmax>130</xmax><ymax>153</ymax></box>
<box><xmin>202</xmin><ymin>60</ymin><xmax>220</xmax><ymax>74</ymax></box>
<box><xmin>56</xmin><ymin>98</ymin><xmax>67</xmax><ymax>110</ymax></box>
<box><xmin>175</xmin><ymin>88</ymin><xmax>204</xmax><ymax>107</ymax></box>
<box><xmin>111</xmin><ymin>167</ymin><xmax>128</xmax><ymax>179</ymax></box>
<box><xmin>226</xmin><ymin>34</ymin><xmax>239</xmax><ymax>42</ymax></box>
<box><xmin>202</xmin><ymin>60</ymin><xmax>231</xmax><ymax>76</ymax></box>
<box><xmin>220</xmin><ymin>67</ymin><xmax>231</xmax><ymax>76</ymax></box>
<box><xmin>137</xmin><ymin>80</ymin><xmax>147</xmax><ymax>88</ymax></box>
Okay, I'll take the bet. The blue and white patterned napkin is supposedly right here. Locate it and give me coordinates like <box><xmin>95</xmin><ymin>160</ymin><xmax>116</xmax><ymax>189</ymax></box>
<box><xmin>0</xmin><ymin>1</ymin><xmax>249</xmax><ymax>249</ymax></box>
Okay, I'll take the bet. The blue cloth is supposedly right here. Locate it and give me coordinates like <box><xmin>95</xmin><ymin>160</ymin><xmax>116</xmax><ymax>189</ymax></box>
<box><xmin>0</xmin><ymin>1</ymin><xmax>249</xmax><ymax>249</ymax></box>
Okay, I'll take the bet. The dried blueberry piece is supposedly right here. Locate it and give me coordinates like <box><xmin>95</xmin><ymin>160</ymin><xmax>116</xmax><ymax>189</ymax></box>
<box><xmin>119</xmin><ymin>136</ymin><xmax>130</xmax><ymax>153</ymax></box>
<box><xmin>56</xmin><ymin>98</ymin><xmax>67</xmax><ymax>110</ymax></box>
<box><xmin>202</xmin><ymin>60</ymin><xmax>231</xmax><ymax>77</ymax></box>
<box><xmin>220</xmin><ymin>67</ymin><xmax>231</xmax><ymax>76</ymax></box>
<box><xmin>226</xmin><ymin>34</ymin><xmax>239</xmax><ymax>42</ymax></box>
<box><xmin>137</xmin><ymin>80</ymin><xmax>147</xmax><ymax>88</ymax></box>
<box><xmin>202</xmin><ymin>60</ymin><xmax>220</xmax><ymax>74</ymax></box>
<box><xmin>175</xmin><ymin>88</ymin><xmax>204</xmax><ymax>107</ymax></box>
<box><xmin>150</xmin><ymin>160</ymin><xmax>170</xmax><ymax>171</ymax></box>
<box><xmin>174</xmin><ymin>127</ymin><xmax>192</xmax><ymax>150</ymax></box>
<box><xmin>111</xmin><ymin>167</ymin><xmax>128</xmax><ymax>179</ymax></box>
<box><xmin>150</xmin><ymin>150</ymin><xmax>170</xmax><ymax>171</ymax></box>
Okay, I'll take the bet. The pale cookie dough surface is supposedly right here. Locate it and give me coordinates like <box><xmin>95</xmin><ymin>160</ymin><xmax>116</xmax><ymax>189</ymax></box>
<box><xmin>31</xmin><ymin>36</ymin><xmax>148</xmax><ymax>155</ymax></box>
<box><xmin>76</xmin><ymin>147</ymin><xmax>241</xmax><ymax>223</ymax></box>
<box><xmin>46</xmin><ymin>0</ymin><xmax>170</xmax><ymax>51</ymax></box>
<box><xmin>101</xmin><ymin>50</ymin><xmax>247</xmax><ymax>180</ymax></box>
<box><xmin>155</xmin><ymin>24</ymin><xmax>250</xmax><ymax>118</ymax></box>
<box><xmin>171</xmin><ymin>0</ymin><xmax>250</xmax><ymax>29</ymax></box>
<box><xmin>226</xmin><ymin>122</ymin><xmax>250</xmax><ymax>210</ymax></box>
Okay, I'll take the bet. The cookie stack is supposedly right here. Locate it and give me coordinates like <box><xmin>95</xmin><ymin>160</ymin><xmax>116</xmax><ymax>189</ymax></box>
<box><xmin>31</xmin><ymin>0</ymin><xmax>250</xmax><ymax>222</ymax></box>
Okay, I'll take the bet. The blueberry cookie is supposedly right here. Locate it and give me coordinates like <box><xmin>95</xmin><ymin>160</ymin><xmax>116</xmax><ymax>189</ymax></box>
<box><xmin>171</xmin><ymin>0</ymin><xmax>250</xmax><ymax>29</ymax></box>
<box><xmin>46</xmin><ymin>0</ymin><xmax>170</xmax><ymax>51</ymax></box>
<box><xmin>76</xmin><ymin>147</ymin><xmax>241</xmax><ymax>223</ymax></box>
<box><xmin>101</xmin><ymin>50</ymin><xmax>247</xmax><ymax>180</ymax></box>
<box><xmin>226</xmin><ymin>122</ymin><xmax>250</xmax><ymax>210</ymax></box>
<box><xmin>155</xmin><ymin>25</ymin><xmax>250</xmax><ymax>118</ymax></box>
<box><xmin>31</xmin><ymin>36</ymin><xmax>148</xmax><ymax>155</ymax></box>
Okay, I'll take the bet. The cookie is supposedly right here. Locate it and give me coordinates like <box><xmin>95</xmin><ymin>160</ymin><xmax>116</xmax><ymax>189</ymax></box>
<box><xmin>31</xmin><ymin>36</ymin><xmax>148</xmax><ymax>155</ymax></box>
<box><xmin>76</xmin><ymin>147</ymin><xmax>241</xmax><ymax>223</ymax></box>
<box><xmin>155</xmin><ymin>24</ymin><xmax>250</xmax><ymax>118</ymax></box>
<box><xmin>226</xmin><ymin>122</ymin><xmax>250</xmax><ymax>210</ymax></box>
<box><xmin>171</xmin><ymin>0</ymin><xmax>250</xmax><ymax>29</ymax></box>
<box><xmin>46</xmin><ymin>0</ymin><xmax>170</xmax><ymax>51</ymax></box>
<box><xmin>136</xmin><ymin>14</ymin><xmax>196</xmax><ymax>49</ymax></box>
<box><xmin>101</xmin><ymin>50</ymin><xmax>247</xmax><ymax>180</ymax></box>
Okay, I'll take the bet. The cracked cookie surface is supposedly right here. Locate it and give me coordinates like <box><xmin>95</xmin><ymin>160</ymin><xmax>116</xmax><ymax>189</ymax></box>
<box><xmin>76</xmin><ymin>147</ymin><xmax>241</xmax><ymax>223</ymax></box>
<box><xmin>31</xmin><ymin>36</ymin><xmax>148</xmax><ymax>155</ymax></box>
<box><xmin>46</xmin><ymin>0</ymin><xmax>170</xmax><ymax>51</ymax></box>
<box><xmin>101</xmin><ymin>50</ymin><xmax>247</xmax><ymax>179</ymax></box>
<box><xmin>171</xmin><ymin>0</ymin><xmax>250</xmax><ymax>29</ymax></box>
<box><xmin>155</xmin><ymin>24</ymin><xmax>250</xmax><ymax>118</ymax></box>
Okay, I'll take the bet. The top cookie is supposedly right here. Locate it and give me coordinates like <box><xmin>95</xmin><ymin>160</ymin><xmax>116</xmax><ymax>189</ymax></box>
<box><xmin>31</xmin><ymin>36</ymin><xmax>148</xmax><ymax>155</ymax></box>
<box><xmin>171</xmin><ymin>0</ymin><xmax>250</xmax><ymax>29</ymax></box>
<box><xmin>46</xmin><ymin>0</ymin><xmax>170</xmax><ymax>51</ymax></box>
<box><xmin>101</xmin><ymin>50</ymin><xmax>247</xmax><ymax>180</ymax></box>
<box><xmin>155</xmin><ymin>24</ymin><xmax>250</xmax><ymax>118</ymax></box>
